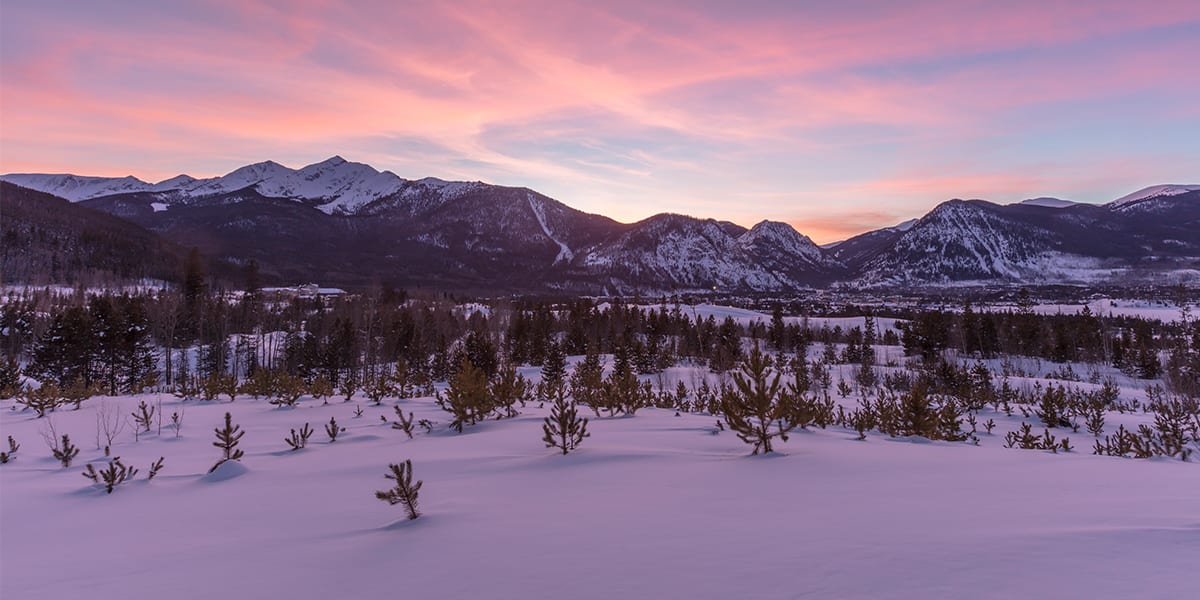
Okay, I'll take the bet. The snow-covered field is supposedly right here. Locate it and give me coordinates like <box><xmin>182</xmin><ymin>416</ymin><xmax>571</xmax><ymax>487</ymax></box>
<box><xmin>2</xmin><ymin>376</ymin><xmax>1196</xmax><ymax>600</ymax></box>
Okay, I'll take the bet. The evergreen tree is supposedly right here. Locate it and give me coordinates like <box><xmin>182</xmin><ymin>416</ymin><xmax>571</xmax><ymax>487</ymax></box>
<box><xmin>375</xmin><ymin>460</ymin><xmax>423</xmax><ymax>520</ymax></box>
<box><xmin>539</xmin><ymin>340</ymin><xmax>567</xmax><ymax>401</ymax></box>
<box><xmin>210</xmin><ymin>412</ymin><xmax>245</xmax><ymax>473</ymax></box>
<box><xmin>28</xmin><ymin>305</ymin><xmax>94</xmax><ymax>387</ymax></box>
<box><xmin>542</xmin><ymin>393</ymin><xmax>590</xmax><ymax>455</ymax></box>
<box><xmin>0</xmin><ymin>356</ymin><xmax>21</xmax><ymax>399</ymax></box>
<box><xmin>119</xmin><ymin>296</ymin><xmax>158</xmax><ymax>393</ymax></box>
<box><xmin>569</xmin><ymin>347</ymin><xmax>605</xmax><ymax>415</ymax></box>
<box><xmin>721</xmin><ymin>345</ymin><xmax>805</xmax><ymax>455</ymax></box>
<box><xmin>438</xmin><ymin>357</ymin><xmax>491</xmax><ymax>432</ymax></box>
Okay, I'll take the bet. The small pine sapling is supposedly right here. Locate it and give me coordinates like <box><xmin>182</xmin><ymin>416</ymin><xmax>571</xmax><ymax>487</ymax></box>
<box><xmin>268</xmin><ymin>374</ymin><xmax>306</xmax><ymax>407</ymax></box>
<box><xmin>170</xmin><ymin>408</ymin><xmax>185</xmax><ymax>438</ymax></box>
<box><xmin>285</xmin><ymin>423</ymin><xmax>314</xmax><ymax>450</ymax></box>
<box><xmin>61</xmin><ymin>376</ymin><xmax>94</xmax><ymax>410</ymax></box>
<box><xmin>353</xmin><ymin>404</ymin><xmax>365</xmax><ymax>418</ymax></box>
<box><xmin>386</xmin><ymin>406</ymin><xmax>416</xmax><ymax>439</ymax></box>
<box><xmin>132</xmin><ymin>400</ymin><xmax>156</xmax><ymax>433</ymax></box>
<box><xmin>375</xmin><ymin>459</ymin><xmax>423</xmax><ymax>520</ymax></box>
<box><xmin>210</xmin><ymin>412</ymin><xmax>246</xmax><ymax>472</ymax></box>
<box><xmin>148</xmin><ymin>456</ymin><xmax>165</xmax><ymax>480</ymax></box>
<box><xmin>0</xmin><ymin>435</ymin><xmax>18</xmax><ymax>463</ymax></box>
<box><xmin>542</xmin><ymin>394</ymin><xmax>590</xmax><ymax>455</ymax></box>
<box><xmin>82</xmin><ymin>457</ymin><xmax>139</xmax><ymax>494</ymax></box>
<box><xmin>309</xmin><ymin>375</ymin><xmax>334</xmax><ymax>405</ymax></box>
<box><xmin>438</xmin><ymin>358</ymin><xmax>491</xmax><ymax>432</ymax></box>
<box><xmin>325</xmin><ymin>416</ymin><xmax>344</xmax><ymax>442</ymax></box>
<box><xmin>19</xmin><ymin>383</ymin><xmax>61</xmax><ymax>418</ymax></box>
<box><xmin>364</xmin><ymin>373</ymin><xmax>396</xmax><ymax>406</ymax></box>
<box><xmin>52</xmin><ymin>434</ymin><xmax>80</xmax><ymax>468</ymax></box>
<box><xmin>339</xmin><ymin>370</ymin><xmax>359</xmax><ymax>403</ymax></box>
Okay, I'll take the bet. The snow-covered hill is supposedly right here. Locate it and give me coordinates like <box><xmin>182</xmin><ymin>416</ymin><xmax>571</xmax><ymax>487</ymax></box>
<box><xmin>1107</xmin><ymin>184</ymin><xmax>1200</xmax><ymax>210</ymax></box>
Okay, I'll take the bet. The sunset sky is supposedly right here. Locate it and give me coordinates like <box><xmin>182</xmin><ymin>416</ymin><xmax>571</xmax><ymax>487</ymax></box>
<box><xmin>2</xmin><ymin>0</ymin><xmax>1198</xmax><ymax>243</ymax></box>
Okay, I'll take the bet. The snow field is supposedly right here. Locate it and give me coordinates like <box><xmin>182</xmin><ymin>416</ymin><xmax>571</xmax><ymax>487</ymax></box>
<box><xmin>2</xmin><ymin>364</ymin><xmax>1197</xmax><ymax>600</ymax></box>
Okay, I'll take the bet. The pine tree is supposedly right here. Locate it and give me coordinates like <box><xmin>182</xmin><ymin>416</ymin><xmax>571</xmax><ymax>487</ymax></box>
<box><xmin>119</xmin><ymin>297</ymin><xmax>158</xmax><ymax>393</ymax></box>
<box><xmin>210</xmin><ymin>412</ymin><xmax>245</xmax><ymax>472</ymax></box>
<box><xmin>89</xmin><ymin>295</ymin><xmax>123</xmax><ymax>395</ymax></box>
<box><xmin>542</xmin><ymin>393</ymin><xmax>590</xmax><ymax>455</ymax></box>
<box><xmin>720</xmin><ymin>345</ymin><xmax>805</xmax><ymax>455</ymax></box>
<box><xmin>539</xmin><ymin>341</ymin><xmax>567</xmax><ymax>401</ymax></box>
<box><xmin>0</xmin><ymin>356</ymin><xmax>21</xmax><ymax>399</ymax></box>
<box><xmin>569</xmin><ymin>347</ymin><xmax>605</xmax><ymax>415</ymax></box>
<box><xmin>375</xmin><ymin>460</ymin><xmax>423</xmax><ymax>520</ymax></box>
<box><xmin>28</xmin><ymin>305</ymin><xmax>94</xmax><ymax>387</ymax></box>
<box><xmin>438</xmin><ymin>357</ymin><xmax>491</xmax><ymax>432</ymax></box>
<box><xmin>490</xmin><ymin>362</ymin><xmax>530</xmax><ymax>417</ymax></box>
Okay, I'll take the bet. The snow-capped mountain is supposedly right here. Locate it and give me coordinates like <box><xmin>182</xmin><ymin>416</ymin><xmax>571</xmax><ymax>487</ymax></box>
<box><xmin>0</xmin><ymin>173</ymin><xmax>158</xmax><ymax>202</ymax></box>
<box><xmin>1107</xmin><ymin>184</ymin><xmax>1200</xmax><ymax>212</ymax></box>
<box><xmin>854</xmin><ymin>200</ymin><xmax>1063</xmax><ymax>285</ymax></box>
<box><xmin>2</xmin><ymin>156</ymin><xmax>413</xmax><ymax>215</ymax></box>
<box><xmin>3</xmin><ymin>160</ymin><xmax>1197</xmax><ymax>291</ymax></box>
<box><xmin>1017</xmin><ymin>197</ymin><xmax>1078</xmax><ymax>208</ymax></box>
<box><xmin>849</xmin><ymin>189</ymin><xmax>1200</xmax><ymax>287</ymax></box>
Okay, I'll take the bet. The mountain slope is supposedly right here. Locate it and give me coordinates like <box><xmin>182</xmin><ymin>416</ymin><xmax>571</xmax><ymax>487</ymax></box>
<box><xmin>852</xmin><ymin>191</ymin><xmax>1200</xmax><ymax>286</ymax></box>
<box><xmin>0</xmin><ymin>182</ymin><xmax>190</xmax><ymax>285</ymax></box>
<box><xmin>5</xmin><ymin>160</ymin><xmax>1198</xmax><ymax>291</ymax></box>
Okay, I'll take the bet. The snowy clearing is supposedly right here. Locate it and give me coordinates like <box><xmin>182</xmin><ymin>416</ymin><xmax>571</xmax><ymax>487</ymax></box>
<box><xmin>2</xmin><ymin>385</ymin><xmax>1196</xmax><ymax>600</ymax></box>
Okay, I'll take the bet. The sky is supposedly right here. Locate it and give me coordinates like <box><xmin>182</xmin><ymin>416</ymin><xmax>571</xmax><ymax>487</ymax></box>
<box><xmin>1</xmin><ymin>0</ymin><xmax>1198</xmax><ymax>243</ymax></box>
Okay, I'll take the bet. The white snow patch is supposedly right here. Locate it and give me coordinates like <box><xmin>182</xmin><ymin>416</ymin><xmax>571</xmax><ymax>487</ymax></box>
<box><xmin>527</xmin><ymin>192</ymin><xmax>573</xmax><ymax>264</ymax></box>
<box><xmin>1108</xmin><ymin>184</ymin><xmax>1200</xmax><ymax>209</ymax></box>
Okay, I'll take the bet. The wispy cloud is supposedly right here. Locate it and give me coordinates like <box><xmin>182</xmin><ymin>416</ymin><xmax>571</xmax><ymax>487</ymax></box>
<box><xmin>2</xmin><ymin>0</ymin><xmax>1197</xmax><ymax>241</ymax></box>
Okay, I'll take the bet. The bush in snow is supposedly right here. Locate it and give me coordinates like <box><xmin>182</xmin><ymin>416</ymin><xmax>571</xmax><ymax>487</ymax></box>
<box><xmin>1004</xmin><ymin>422</ymin><xmax>1072</xmax><ymax>453</ymax></box>
<box><xmin>364</xmin><ymin>369</ymin><xmax>396</xmax><ymax>406</ymax></box>
<box><xmin>375</xmin><ymin>459</ymin><xmax>423</xmax><ymax>520</ymax></box>
<box><xmin>285</xmin><ymin>423</ymin><xmax>314</xmax><ymax>450</ymax></box>
<box><xmin>339</xmin><ymin>370</ymin><xmax>359</xmax><ymax>403</ymax></box>
<box><xmin>542</xmin><ymin>393</ymin><xmax>589</xmax><ymax>455</ymax></box>
<box><xmin>490</xmin><ymin>362</ymin><xmax>530</xmax><ymax>418</ymax></box>
<box><xmin>131</xmin><ymin>400</ymin><xmax>156</xmax><ymax>433</ymax></box>
<box><xmin>210</xmin><ymin>412</ymin><xmax>245</xmax><ymax>473</ymax></box>
<box><xmin>148</xmin><ymin>456</ymin><xmax>165</xmax><ymax>479</ymax></box>
<box><xmin>18</xmin><ymin>383</ymin><xmax>61</xmax><ymax>418</ymax></box>
<box><xmin>383</xmin><ymin>406</ymin><xmax>416</xmax><ymax>439</ymax></box>
<box><xmin>308</xmin><ymin>375</ymin><xmax>334</xmax><ymax>405</ymax></box>
<box><xmin>82</xmin><ymin>457</ymin><xmax>138</xmax><ymax>494</ymax></box>
<box><xmin>268</xmin><ymin>373</ymin><xmax>306</xmax><ymax>407</ymax></box>
<box><xmin>324</xmin><ymin>416</ymin><xmax>344</xmax><ymax>442</ymax></box>
<box><xmin>0</xmin><ymin>436</ymin><xmax>19</xmax><ymax>463</ymax></box>
<box><xmin>437</xmin><ymin>358</ymin><xmax>491</xmax><ymax>433</ymax></box>
<box><xmin>50</xmin><ymin>434</ymin><xmax>80</xmax><ymax>468</ymax></box>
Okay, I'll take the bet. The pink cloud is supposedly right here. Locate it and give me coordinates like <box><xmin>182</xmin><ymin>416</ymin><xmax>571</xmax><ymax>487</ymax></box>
<box><xmin>1</xmin><ymin>0</ymin><xmax>1196</xmax><ymax>234</ymax></box>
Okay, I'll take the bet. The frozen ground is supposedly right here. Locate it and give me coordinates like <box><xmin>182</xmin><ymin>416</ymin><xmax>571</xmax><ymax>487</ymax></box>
<box><xmin>2</xmin><ymin>374</ymin><xmax>1197</xmax><ymax>600</ymax></box>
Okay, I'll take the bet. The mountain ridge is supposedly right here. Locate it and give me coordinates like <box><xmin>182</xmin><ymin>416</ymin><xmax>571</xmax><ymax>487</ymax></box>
<box><xmin>3</xmin><ymin>161</ymin><xmax>1197</xmax><ymax>292</ymax></box>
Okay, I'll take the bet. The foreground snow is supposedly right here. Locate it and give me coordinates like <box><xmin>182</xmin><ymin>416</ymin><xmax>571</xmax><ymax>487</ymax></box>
<box><xmin>1</xmin><ymin>391</ymin><xmax>1196</xmax><ymax>600</ymax></box>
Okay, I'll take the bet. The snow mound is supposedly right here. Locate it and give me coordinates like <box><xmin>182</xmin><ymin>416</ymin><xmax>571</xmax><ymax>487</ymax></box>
<box><xmin>201</xmin><ymin>460</ymin><xmax>249</xmax><ymax>483</ymax></box>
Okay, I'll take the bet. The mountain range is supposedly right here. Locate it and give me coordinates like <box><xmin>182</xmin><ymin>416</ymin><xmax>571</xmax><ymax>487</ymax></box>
<box><xmin>2</xmin><ymin>157</ymin><xmax>1197</xmax><ymax>292</ymax></box>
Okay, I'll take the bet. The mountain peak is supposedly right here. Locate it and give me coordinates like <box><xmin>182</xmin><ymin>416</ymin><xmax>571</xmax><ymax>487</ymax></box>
<box><xmin>1108</xmin><ymin>184</ymin><xmax>1200</xmax><ymax>209</ymax></box>
<box><xmin>1018</xmin><ymin>197</ymin><xmax>1077</xmax><ymax>208</ymax></box>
